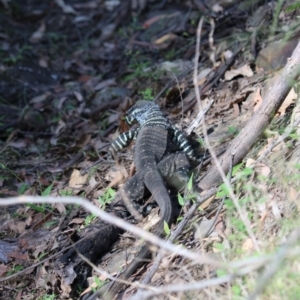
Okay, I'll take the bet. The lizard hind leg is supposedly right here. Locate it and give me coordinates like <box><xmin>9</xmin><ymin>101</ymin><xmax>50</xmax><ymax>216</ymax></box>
<box><xmin>158</xmin><ymin>152</ymin><xmax>191</xmax><ymax>191</ymax></box>
<box><xmin>120</xmin><ymin>174</ymin><xmax>145</xmax><ymax>221</ymax></box>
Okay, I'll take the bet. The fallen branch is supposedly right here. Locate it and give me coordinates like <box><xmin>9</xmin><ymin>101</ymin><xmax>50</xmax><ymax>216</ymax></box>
<box><xmin>198</xmin><ymin>41</ymin><xmax>300</xmax><ymax>190</ymax></box>
<box><xmin>0</xmin><ymin>196</ymin><xmax>219</xmax><ymax>267</ymax></box>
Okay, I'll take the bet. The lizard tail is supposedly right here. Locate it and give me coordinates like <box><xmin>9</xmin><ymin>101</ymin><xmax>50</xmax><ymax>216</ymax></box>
<box><xmin>104</xmin><ymin>169</ymin><xmax>172</xmax><ymax>299</ymax></box>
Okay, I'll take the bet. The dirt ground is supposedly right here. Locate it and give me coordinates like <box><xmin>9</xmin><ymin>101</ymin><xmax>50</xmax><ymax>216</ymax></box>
<box><xmin>1</xmin><ymin>1</ymin><xmax>300</xmax><ymax>300</ymax></box>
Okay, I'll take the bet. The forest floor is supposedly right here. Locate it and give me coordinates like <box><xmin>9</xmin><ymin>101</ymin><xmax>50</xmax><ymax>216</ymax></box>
<box><xmin>1</xmin><ymin>0</ymin><xmax>300</xmax><ymax>299</ymax></box>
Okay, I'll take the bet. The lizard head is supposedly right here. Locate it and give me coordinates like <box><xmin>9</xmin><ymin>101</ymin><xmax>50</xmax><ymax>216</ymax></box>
<box><xmin>126</xmin><ymin>100</ymin><xmax>160</xmax><ymax>125</ymax></box>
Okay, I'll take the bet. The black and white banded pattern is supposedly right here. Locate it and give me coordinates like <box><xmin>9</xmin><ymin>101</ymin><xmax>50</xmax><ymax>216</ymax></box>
<box><xmin>111</xmin><ymin>128</ymin><xmax>138</xmax><ymax>151</ymax></box>
<box><xmin>111</xmin><ymin>100</ymin><xmax>201</xmax><ymax>162</ymax></box>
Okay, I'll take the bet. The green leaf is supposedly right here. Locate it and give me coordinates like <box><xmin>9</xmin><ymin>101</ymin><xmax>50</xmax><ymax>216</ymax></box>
<box><xmin>98</xmin><ymin>196</ymin><xmax>105</xmax><ymax>206</ymax></box>
<box><xmin>26</xmin><ymin>203</ymin><xmax>45</xmax><ymax>212</ymax></box>
<box><xmin>197</xmin><ymin>138</ymin><xmax>204</xmax><ymax>147</ymax></box>
<box><xmin>216</xmin><ymin>269</ymin><xmax>227</xmax><ymax>277</ymax></box>
<box><xmin>187</xmin><ymin>173</ymin><xmax>193</xmax><ymax>191</ymax></box>
<box><xmin>240</xmin><ymin>167</ymin><xmax>253</xmax><ymax>176</ymax></box>
<box><xmin>18</xmin><ymin>183</ymin><xmax>27</xmax><ymax>195</ymax></box>
<box><xmin>107</xmin><ymin>187</ymin><xmax>115</xmax><ymax>198</ymax></box>
<box><xmin>164</xmin><ymin>221</ymin><xmax>170</xmax><ymax>235</ymax></box>
<box><xmin>178</xmin><ymin>193</ymin><xmax>184</xmax><ymax>206</ymax></box>
<box><xmin>228</xmin><ymin>126</ymin><xmax>239</xmax><ymax>135</ymax></box>
<box><xmin>42</xmin><ymin>184</ymin><xmax>53</xmax><ymax>196</ymax></box>
<box><xmin>214</xmin><ymin>242</ymin><xmax>225</xmax><ymax>251</ymax></box>
<box><xmin>232</xmin><ymin>285</ymin><xmax>241</xmax><ymax>295</ymax></box>
<box><xmin>186</xmin><ymin>194</ymin><xmax>197</xmax><ymax>200</ymax></box>
<box><xmin>232</xmin><ymin>163</ymin><xmax>243</xmax><ymax>176</ymax></box>
<box><xmin>216</xmin><ymin>183</ymin><xmax>229</xmax><ymax>198</ymax></box>
<box><xmin>94</xmin><ymin>276</ymin><xmax>101</xmax><ymax>287</ymax></box>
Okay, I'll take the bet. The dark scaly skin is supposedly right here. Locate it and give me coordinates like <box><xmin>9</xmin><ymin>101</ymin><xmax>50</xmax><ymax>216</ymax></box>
<box><xmin>105</xmin><ymin>125</ymin><xmax>173</xmax><ymax>298</ymax></box>
<box><xmin>86</xmin><ymin>101</ymin><xmax>199</xmax><ymax>300</ymax></box>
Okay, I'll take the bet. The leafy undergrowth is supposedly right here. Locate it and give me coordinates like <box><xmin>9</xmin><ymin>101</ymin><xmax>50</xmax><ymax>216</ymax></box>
<box><xmin>1</xmin><ymin>0</ymin><xmax>300</xmax><ymax>299</ymax></box>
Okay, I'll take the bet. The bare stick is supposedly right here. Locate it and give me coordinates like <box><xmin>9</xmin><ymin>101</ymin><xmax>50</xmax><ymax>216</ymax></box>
<box><xmin>0</xmin><ymin>196</ymin><xmax>220</xmax><ymax>266</ymax></box>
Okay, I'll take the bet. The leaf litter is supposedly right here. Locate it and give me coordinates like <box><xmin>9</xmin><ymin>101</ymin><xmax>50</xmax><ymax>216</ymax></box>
<box><xmin>0</xmin><ymin>0</ymin><xmax>300</xmax><ymax>299</ymax></box>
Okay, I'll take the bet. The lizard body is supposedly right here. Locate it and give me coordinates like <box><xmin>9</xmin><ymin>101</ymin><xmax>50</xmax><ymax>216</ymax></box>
<box><xmin>106</xmin><ymin>101</ymin><xmax>200</xmax><ymax>298</ymax></box>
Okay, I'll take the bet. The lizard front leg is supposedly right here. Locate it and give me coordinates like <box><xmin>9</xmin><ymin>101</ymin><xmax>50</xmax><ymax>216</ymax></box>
<box><xmin>110</xmin><ymin>128</ymin><xmax>139</xmax><ymax>152</ymax></box>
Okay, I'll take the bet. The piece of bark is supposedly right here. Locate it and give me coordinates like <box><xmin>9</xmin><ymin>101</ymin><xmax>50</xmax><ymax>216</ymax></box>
<box><xmin>198</xmin><ymin>41</ymin><xmax>300</xmax><ymax>190</ymax></box>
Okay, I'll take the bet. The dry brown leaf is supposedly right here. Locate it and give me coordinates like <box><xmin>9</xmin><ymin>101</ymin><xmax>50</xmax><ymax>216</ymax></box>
<box><xmin>154</xmin><ymin>33</ymin><xmax>176</xmax><ymax>45</ymax></box>
<box><xmin>30</xmin><ymin>92</ymin><xmax>51</xmax><ymax>104</ymax></box>
<box><xmin>8</xmin><ymin>250</ymin><xmax>29</xmax><ymax>261</ymax></box>
<box><xmin>224</xmin><ymin>64</ymin><xmax>253</xmax><ymax>81</ymax></box>
<box><xmin>38</xmin><ymin>56</ymin><xmax>48</xmax><ymax>67</ymax></box>
<box><xmin>270</xmin><ymin>198</ymin><xmax>282</xmax><ymax>221</ymax></box>
<box><xmin>55</xmin><ymin>203</ymin><xmax>66</xmax><ymax>214</ymax></box>
<box><xmin>106</xmin><ymin>166</ymin><xmax>127</xmax><ymax>187</ymax></box>
<box><xmin>212</xmin><ymin>3</ymin><xmax>223</xmax><ymax>13</ymax></box>
<box><xmin>253</xmin><ymin>88</ymin><xmax>263</xmax><ymax>111</ymax></box>
<box><xmin>194</xmin><ymin>217</ymin><xmax>215</xmax><ymax>239</ymax></box>
<box><xmin>94</xmin><ymin>78</ymin><xmax>116</xmax><ymax>91</ymax></box>
<box><xmin>143</xmin><ymin>12</ymin><xmax>179</xmax><ymax>28</ymax></box>
<box><xmin>15</xmin><ymin>291</ymin><xmax>22</xmax><ymax>300</ymax></box>
<box><xmin>200</xmin><ymin>195</ymin><xmax>215</xmax><ymax>210</ymax></box>
<box><xmin>69</xmin><ymin>169</ymin><xmax>88</xmax><ymax>188</ymax></box>
<box><xmin>246</xmin><ymin>159</ymin><xmax>270</xmax><ymax>177</ymax></box>
<box><xmin>259</xmin><ymin>208</ymin><xmax>268</xmax><ymax>229</ymax></box>
<box><xmin>89</xmin><ymin>176</ymin><xmax>98</xmax><ymax>188</ymax></box>
<box><xmin>55</xmin><ymin>0</ymin><xmax>77</xmax><ymax>14</ymax></box>
<box><xmin>80</xmin><ymin>281</ymin><xmax>99</xmax><ymax>297</ymax></box>
<box><xmin>214</xmin><ymin>216</ymin><xmax>225</xmax><ymax>235</ymax></box>
<box><xmin>233</xmin><ymin>103</ymin><xmax>239</xmax><ymax>118</ymax></box>
<box><xmin>8</xmin><ymin>221</ymin><xmax>26</xmax><ymax>234</ymax></box>
<box><xmin>69</xmin><ymin>218</ymin><xmax>85</xmax><ymax>225</ymax></box>
<box><xmin>29</xmin><ymin>21</ymin><xmax>46</xmax><ymax>44</ymax></box>
<box><xmin>289</xmin><ymin>187</ymin><xmax>298</xmax><ymax>201</ymax></box>
<box><xmin>73</xmin><ymin>91</ymin><xmax>83</xmax><ymax>102</ymax></box>
<box><xmin>0</xmin><ymin>264</ymin><xmax>8</xmax><ymax>277</ymax></box>
<box><xmin>197</xmin><ymin>68</ymin><xmax>212</xmax><ymax>85</ymax></box>
<box><xmin>25</xmin><ymin>215</ymin><xmax>32</xmax><ymax>227</ymax></box>
<box><xmin>242</xmin><ymin>238</ymin><xmax>254</xmax><ymax>252</ymax></box>
<box><xmin>277</xmin><ymin>87</ymin><xmax>297</xmax><ymax>116</ymax></box>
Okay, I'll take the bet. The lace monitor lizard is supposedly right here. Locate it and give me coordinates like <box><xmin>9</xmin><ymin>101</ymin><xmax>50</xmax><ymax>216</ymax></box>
<box><xmin>105</xmin><ymin>100</ymin><xmax>201</xmax><ymax>299</ymax></box>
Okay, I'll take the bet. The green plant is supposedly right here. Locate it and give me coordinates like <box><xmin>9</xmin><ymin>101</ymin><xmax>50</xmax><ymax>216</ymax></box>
<box><xmin>27</xmin><ymin>184</ymin><xmax>54</xmax><ymax>212</ymax></box>
<box><xmin>37</xmin><ymin>294</ymin><xmax>56</xmax><ymax>300</ymax></box>
<box><xmin>228</xmin><ymin>126</ymin><xmax>239</xmax><ymax>136</ymax></box>
<box><xmin>59</xmin><ymin>189</ymin><xmax>73</xmax><ymax>196</ymax></box>
<box><xmin>98</xmin><ymin>187</ymin><xmax>115</xmax><ymax>209</ymax></box>
<box><xmin>122</xmin><ymin>50</ymin><xmax>162</xmax><ymax>83</ymax></box>
<box><xmin>164</xmin><ymin>48</ymin><xmax>176</xmax><ymax>60</ymax></box>
<box><xmin>7</xmin><ymin>264</ymin><xmax>24</xmax><ymax>276</ymax></box>
<box><xmin>163</xmin><ymin>220</ymin><xmax>170</xmax><ymax>235</ymax></box>
<box><xmin>0</xmin><ymin>45</ymin><xmax>32</xmax><ymax>64</ymax></box>
<box><xmin>84</xmin><ymin>213</ymin><xmax>97</xmax><ymax>226</ymax></box>
<box><xmin>92</xmin><ymin>277</ymin><xmax>107</xmax><ymax>292</ymax></box>
<box><xmin>139</xmin><ymin>88</ymin><xmax>154</xmax><ymax>100</ymax></box>
<box><xmin>18</xmin><ymin>183</ymin><xmax>27</xmax><ymax>195</ymax></box>
<box><xmin>285</xmin><ymin>2</ymin><xmax>300</xmax><ymax>12</ymax></box>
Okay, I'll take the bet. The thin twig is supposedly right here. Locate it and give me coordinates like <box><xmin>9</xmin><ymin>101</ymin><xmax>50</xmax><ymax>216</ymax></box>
<box><xmin>0</xmin><ymin>196</ymin><xmax>220</xmax><ymax>266</ymax></box>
